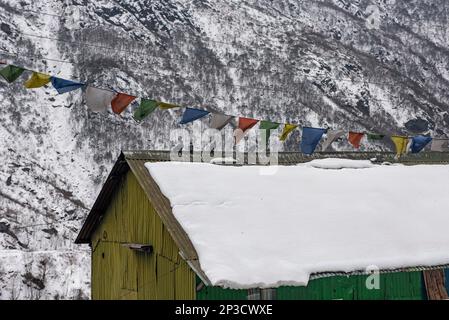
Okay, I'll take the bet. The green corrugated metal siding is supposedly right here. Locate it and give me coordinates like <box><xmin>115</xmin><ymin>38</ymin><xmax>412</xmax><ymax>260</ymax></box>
<box><xmin>277</xmin><ymin>272</ymin><xmax>425</xmax><ymax>300</ymax></box>
<box><xmin>196</xmin><ymin>276</ymin><xmax>247</xmax><ymax>300</ymax></box>
<box><xmin>197</xmin><ymin>287</ymin><xmax>248</xmax><ymax>300</ymax></box>
<box><xmin>197</xmin><ymin>272</ymin><xmax>426</xmax><ymax>300</ymax></box>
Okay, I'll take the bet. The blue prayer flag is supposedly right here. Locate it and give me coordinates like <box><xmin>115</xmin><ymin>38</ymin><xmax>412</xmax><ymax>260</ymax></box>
<box><xmin>410</xmin><ymin>135</ymin><xmax>432</xmax><ymax>153</ymax></box>
<box><xmin>300</xmin><ymin>127</ymin><xmax>327</xmax><ymax>155</ymax></box>
<box><xmin>51</xmin><ymin>77</ymin><xmax>84</xmax><ymax>94</ymax></box>
<box><xmin>180</xmin><ymin>108</ymin><xmax>210</xmax><ymax>124</ymax></box>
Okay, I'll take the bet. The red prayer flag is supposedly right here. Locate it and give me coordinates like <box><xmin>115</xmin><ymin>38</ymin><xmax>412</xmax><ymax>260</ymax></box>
<box><xmin>238</xmin><ymin>117</ymin><xmax>259</xmax><ymax>133</ymax></box>
<box><xmin>348</xmin><ymin>132</ymin><xmax>364</xmax><ymax>149</ymax></box>
<box><xmin>111</xmin><ymin>93</ymin><xmax>136</xmax><ymax>114</ymax></box>
<box><xmin>233</xmin><ymin>117</ymin><xmax>259</xmax><ymax>144</ymax></box>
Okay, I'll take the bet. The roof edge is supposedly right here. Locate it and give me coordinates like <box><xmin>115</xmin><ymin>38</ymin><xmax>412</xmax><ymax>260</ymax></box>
<box><xmin>75</xmin><ymin>152</ymin><xmax>129</xmax><ymax>243</ymax></box>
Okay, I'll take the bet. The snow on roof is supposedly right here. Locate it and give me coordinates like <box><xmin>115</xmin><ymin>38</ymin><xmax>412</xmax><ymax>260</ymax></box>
<box><xmin>304</xmin><ymin>158</ymin><xmax>375</xmax><ymax>169</ymax></box>
<box><xmin>145</xmin><ymin>159</ymin><xmax>449</xmax><ymax>289</ymax></box>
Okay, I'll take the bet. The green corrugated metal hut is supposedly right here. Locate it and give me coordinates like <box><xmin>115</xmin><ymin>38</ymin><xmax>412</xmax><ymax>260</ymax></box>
<box><xmin>76</xmin><ymin>150</ymin><xmax>449</xmax><ymax>300</ymax></box>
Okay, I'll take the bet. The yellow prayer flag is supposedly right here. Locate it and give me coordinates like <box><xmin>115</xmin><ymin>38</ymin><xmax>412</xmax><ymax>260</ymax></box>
<box><xmin>391</xmin><ymin>135</ymin><xmax>409</xmax><ymax>156</ymax></box>
<box><xmin>279</xmin><ymin>124</ymin><xmax>298</xmax><ymax>141</ymax></box>
<box><xmin>157</xmin><ymin>101</ymin><xmax>179</xmax><ymax>109</ymax></box>
<box><xmin>24</xmin><ymin>72</ymin><xmax>51</xmax><ymax>89</ymax></box>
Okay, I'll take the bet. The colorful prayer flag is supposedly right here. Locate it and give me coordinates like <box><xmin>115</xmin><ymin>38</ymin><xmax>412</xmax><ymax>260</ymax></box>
<box><xmin>348</xmin><ymin>132</ymin><xmax>364</xmax><ymax>149</ymax></box>
<box><xmin>321</xmin><ymin>129</ymin><xmax>345</xmax><ymax>151</ymax></box>
<box><xmin>111</xmin><ymin>93</ymin><xmax>136</xmax><ymax>114</ymax></box>
<box><xmin>300</xmin><ymin>127</ymin><xmax>326</xmax><ymax>155</ymax></box>
<box><xmin>238</xmin><ymin>117</ymin><xmax>259</xmax><ymax>132</ymax></box>
<box><xmin>279</xmin><ymin>124</ymin><xmax>298</xmax><ymax>141</ymax></box>
<box><xmin>0</xmin><ymin>65</ymin><xmax>25</xmax><ymax>83</ymax></box>
<box><xmin>259</xmin><ymin>120</ymin><xmax>280</xmax><ymax>131</ymax></box>
<box><xmin>430</xmin><ymin>138</ymin><xmax>449</xmax><ymax>152</ymax></box>
<box><xmin>158</xmin><ymin>102</ymin><xmax>179</xmax><ymax>109</ymax></box>
<box><xmin>51</xmin><ymin>77</ymin><xmax>84</xmax><ymax>94</ymax></box>
<box><xmin>24</xmin><ymin>72</ymin><xmax>51</xmax><ymax>88</ymax></box>
<box><xmin>391</xmin><ymin>136</ymin><xmax>409</xmax><ymax>156</ymax></box>
<box><xmin>234</xmin><ymin>117</ymin><xmax>259</xmax><ymax>144</ymax></box>
<box><xmin>133</xmin><ymin>99</ymin><xmax>158</xmax><ymax>121</ymax></box>
<box><xmin>410</xmin><ymin>135</ymin><xmax>432</xmax><ymax>153</ymax></box>
<box><xmin>260</xmin><ymin>120</ymin><xmax>280</xmax><ymax>145</ymax></box>
<box><xmin>209</xmin><ymin>113</ymin><xmax>233</xmax><ymax>130</ymax></box>
<box><xmin>180</xmin><ymin>107</ymin><xmax>210</xmax><ymax>124</ymax></box>
<box><xmin>85</xmin><ymin>86</ymin><xmax>116</xmax><ymax>112</ymax></box>
<box><xmin>367</xmin><ymin>133</ymin><xmax>385</xmax><ymax>141</ymax></box>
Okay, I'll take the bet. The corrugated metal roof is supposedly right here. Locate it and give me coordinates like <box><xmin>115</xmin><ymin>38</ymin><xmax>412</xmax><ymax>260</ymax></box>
<box><xmin>75</xmin><ymin>150</ymin><xmax>449</xmax><ymax>287</ymax></box>
<box><xmin>122</xmin><ymin>150</ymin><xmax>449</xmax><ymax>165</ymax></box>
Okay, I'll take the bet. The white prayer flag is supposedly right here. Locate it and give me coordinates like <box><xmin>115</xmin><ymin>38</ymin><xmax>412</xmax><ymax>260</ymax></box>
<box><xmin>85</xmin><ymin>86</ymin><xmax>116</xmax><ymax>112</ymax></box>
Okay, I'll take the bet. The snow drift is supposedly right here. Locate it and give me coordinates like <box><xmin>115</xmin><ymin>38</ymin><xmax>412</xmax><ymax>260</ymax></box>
<box><xmin>303</xmin><ymin>158</ymin><xmax>375</xmax><ymax>169</ymax></box>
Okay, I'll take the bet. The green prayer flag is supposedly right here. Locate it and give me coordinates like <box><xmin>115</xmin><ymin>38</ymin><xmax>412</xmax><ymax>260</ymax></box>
<box><xmin>259</xmin><ymin>121</ymin><xmax>280</xmax><ymax>146</ymax></box>
<box><xmin>367</xmin><ymin>133</ymin><xmax>385</xmax><ymax>141</ymax></box>
<box><xmin>133</xmin><ymin>99</ymin><xmax>158</xmax><ymax>121</ymax></box>
<box><xmin>0</xmin><ymin>65</ymin><xmax>25</xmax><ymax>83</ymax></box>
<box><xmin>259</xmin><ymin>120</ymin><xmax>280</xmax><ymax>130</ymax></box>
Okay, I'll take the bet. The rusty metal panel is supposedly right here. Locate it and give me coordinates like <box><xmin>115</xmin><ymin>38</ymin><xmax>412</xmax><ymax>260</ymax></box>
<box><xmin>423</xmin><ymin>269</ymin><xmax>449</xmax><ymax>300</ymax></box>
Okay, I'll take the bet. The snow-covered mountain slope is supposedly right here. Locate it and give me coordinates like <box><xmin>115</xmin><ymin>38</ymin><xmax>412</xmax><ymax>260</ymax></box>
<box><xmin>0</xmin><ymin>0</ymin><xmax>448</xmax><ymax>299</ymax></box>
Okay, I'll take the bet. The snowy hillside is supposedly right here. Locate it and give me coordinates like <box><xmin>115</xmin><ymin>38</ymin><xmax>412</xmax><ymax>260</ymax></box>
<box><xmin>0</xmin><ymin>0</ymin><xmax>448</xmax><ymax>299</ymax></box>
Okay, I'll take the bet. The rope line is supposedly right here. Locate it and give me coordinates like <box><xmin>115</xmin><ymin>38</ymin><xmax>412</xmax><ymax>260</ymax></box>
<box><xmin>2</xmin><ymin>5</ymin><xmax>447</xmax><ymax>107</ymax></box>
<box><xmin>9</xmin><ymin>31</ymin><xmax>400</xmax><ymax>88</ymax></box>
<box><xmin>13</xmin><ymin>2</ymin><xmax>449</xmax><ymax>35</ymax></box>
<box><xmin>6</xmin><ymin>3</ymin><xmax>294</xmax><ymax>54</ymax></box>
<box><xmin>13</xmin><ymin>216</ymin><xmax>85</xmax><ymax>230</ymax></box>
<box><xmin>1</xmin><ymin>52</ymin><xmax>448</xmax><ymax>136</ymax></box>
<box><xmin>0</xmin><ymin>48</ymin><xmax>425</xmax><ymax>107</ymax></box>
<box><xmin>4</xmin><ymin>4</ymin><xmax>447</xmax><ymax>92</ymax></box>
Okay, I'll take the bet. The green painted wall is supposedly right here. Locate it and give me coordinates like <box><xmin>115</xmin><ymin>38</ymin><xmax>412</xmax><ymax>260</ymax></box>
<box><xmin>197</xmin><ymin>272</ymin><xmax>426</xmax><ymax>300</ymax></box>
<box><xmin>277</xmin><ymin>272</ymin><xmax>425</xmax><ymax>300</ymax></box>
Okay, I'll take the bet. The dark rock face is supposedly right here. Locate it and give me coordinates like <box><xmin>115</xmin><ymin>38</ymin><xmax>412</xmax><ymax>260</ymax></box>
<box><xmin>0</xmin><ymin>0</ymin><xmax>448</xmax><ymax>299</ymax></box>
<box><xmin>405</xmin><ymin>118</ymin><xmax>430</xmax><ymax>133</ymax></box>
<box><xmin>0</xmin><ymin>23</ymin><xmax>11</xmax><ymax>35</ymax></box>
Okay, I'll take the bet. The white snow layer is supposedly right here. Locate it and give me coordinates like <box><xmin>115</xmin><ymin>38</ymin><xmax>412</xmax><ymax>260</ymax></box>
<box><xmin>145</xmin><ymin>161</ymin><xmax>449</xmax><ymax>289</ymax></box>
<box><xmin>303</xmin><ymin>158</ymin><xmax>375</xmax><ymax>169</ymax></box>
<box><xmin>210</xmin><ymin>157</ymin><xmax>238</xmax><ymax>164</ymax></box>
